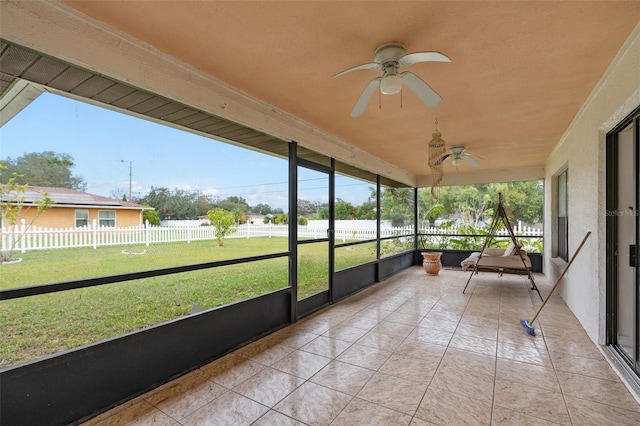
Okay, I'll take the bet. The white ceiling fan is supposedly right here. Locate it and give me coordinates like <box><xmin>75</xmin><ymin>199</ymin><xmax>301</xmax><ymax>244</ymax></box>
<box><xmin>440</xmin><ymin>145</ymin><xmax>480</xmax><ymax>167</ymax></box>
<box><xmin>333</xmin><ymin>42</ymin><xmax>450</xmax><ymax>117</ymax></box>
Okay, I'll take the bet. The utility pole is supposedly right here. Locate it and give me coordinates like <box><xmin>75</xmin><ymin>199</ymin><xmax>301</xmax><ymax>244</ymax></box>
<box><xmin>121</xmin><ymin>160</ymin><xmax>132</xmax><ymax>201</ymax></box>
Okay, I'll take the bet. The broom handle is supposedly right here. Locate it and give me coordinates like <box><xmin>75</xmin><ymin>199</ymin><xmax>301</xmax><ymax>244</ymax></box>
<box><xmin>530</xmin><ymin>231</ymin><xmax>591</xmax><ymax>324</ymax></box>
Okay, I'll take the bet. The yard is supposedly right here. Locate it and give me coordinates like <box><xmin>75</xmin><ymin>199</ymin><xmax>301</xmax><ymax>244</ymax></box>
<box><xmin>0</xmin><ymin>237</ymin><xmax>375</xmax><ymax>366</ymax></box>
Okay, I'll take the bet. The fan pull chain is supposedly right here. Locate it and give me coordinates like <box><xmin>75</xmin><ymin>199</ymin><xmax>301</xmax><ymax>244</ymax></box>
<box><xmin>400</xmin><ymin>89</ymin><xmax>403</xmax><ymax>109</ymax></box>
<box><xmin>378</xmin><ymin>87</ymin><xmax>381</xmax><ymax>110</ymax></box>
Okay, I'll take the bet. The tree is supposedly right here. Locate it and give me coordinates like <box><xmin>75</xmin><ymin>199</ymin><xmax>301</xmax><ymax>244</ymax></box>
<box><xmin>207</xmin><ymin>208</ymin><xmax>238</xmax><ymax>246</ymax></box>
<box><xmin>356</xmin><ymin>200</ymin><xmax>376</xmax><ymax>220</ymax></box>
<box><xmin>417</xmin><ymin>180</ymin><xmax>543</xmax><ymax>228</ymax></box>
<box><xmin>380</xmin><ymin>187</ymin><xmax>414</xmax><ymax>226</ymax></box>
<box><xmin>0</xmin><ymin>170</ymin><xmax>53</xmax><ymax>262</ymax></box>
<box><xmin>297</xmin><ymin>199</ymin><xmax>321</xmax><ymax>216</ymax></box>
<box><xmin>335</xmin><ymin>199</ymin><xmax>357</xmax><ymax>220</ymax></box>
<box><xmin>194</xmin><ymin>194</ymin><xmax>213</xmax><ymax>218</ymax></box>
<box><xmin>252</xmin><ymin>203</ymin><xmax>273</xmax><ymax>215</ymax></box>
<box><xmin>274</xmin><ymin>213</ymin><xmax>288</xmax><ymax>224</ymax></box>
<box><xmin>1</xmin><ymin>151</ymin><xmax>87</xmax><ymax>191</ymax></box>
<box><xmin>140</xmin><ymin>187</ymin><xmax>199</xmax><ymax>220</ymax></box>
<box><xmin>140</xmin><ymin>203</ymin><xmax>161</xmax><ymax>226</ymax></box>
<box><xmin>215</xmin><ymin>196</ymin><xmax>250</xmax><ymax>214</ymax></box>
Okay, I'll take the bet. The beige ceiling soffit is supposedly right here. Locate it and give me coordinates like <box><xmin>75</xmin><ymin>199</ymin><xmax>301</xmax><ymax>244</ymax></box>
<box><xmin>547</xmin><ymin>20</ymin><xmax>640</xmax><ymax>163</ymax></box>
<box><xmin>0</xmin><ymin>79</ymin><xmax>43</xmax><ymax>127</ymax></box>
<box><xmin>0</xmin><ymin>0</ymin><xmax>416</xmax><ymax>187</ymax></box>
<box><xmin>416</xmin><ymin>166</ymin><xmax>544</xmax><ymax>188</ymax></box>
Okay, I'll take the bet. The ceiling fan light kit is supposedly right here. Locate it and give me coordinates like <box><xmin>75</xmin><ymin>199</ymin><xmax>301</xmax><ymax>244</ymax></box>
<box><xmin>333</xmin><ymin>42</ymin><xmax>450</xmax><ymax>117</ymax></box>
<box><xmin>379</xmin><ymin>72</ymin><xmax>403</xmax><ymax>95</ymax></box>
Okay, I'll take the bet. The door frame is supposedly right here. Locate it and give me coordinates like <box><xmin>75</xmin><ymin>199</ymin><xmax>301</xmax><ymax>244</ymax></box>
<box><xmin>606</xmin><ymin>105</ymin><xmax>640</xmax><ymax>373</ymax></box>
<box><xmin>293</xmin><ymin>155</ymin><xmax>335</xmax><ymax>319</ymax></box>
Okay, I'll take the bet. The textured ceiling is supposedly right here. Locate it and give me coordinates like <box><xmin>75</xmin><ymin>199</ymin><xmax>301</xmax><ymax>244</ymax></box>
<box><xmin>62</xmin><ymin>1</ymin><xmax>640</xmax><ymax>179</ymax></box>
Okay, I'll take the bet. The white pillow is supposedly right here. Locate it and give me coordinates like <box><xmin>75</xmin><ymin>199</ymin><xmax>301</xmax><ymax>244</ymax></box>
<box><xmin>502</xmin><ymin>241</ymin><xmax>516</xmax><ymax>256</ymax></box>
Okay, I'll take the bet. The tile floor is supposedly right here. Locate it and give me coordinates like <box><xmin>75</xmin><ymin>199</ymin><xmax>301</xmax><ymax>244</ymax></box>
<box><xmin>83</xmin><ymin>267</ymin><xmax>640</xmax><ymax>425</ymax></box>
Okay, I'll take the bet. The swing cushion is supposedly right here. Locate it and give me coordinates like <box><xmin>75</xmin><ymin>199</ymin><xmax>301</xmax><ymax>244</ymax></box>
<box><xmin>460</xmin><ymin>246</ymin><xmax>531</xmax><ymax>271</ymax></box>
<box><xmin>476</xmin><ymin>253</ymin><xmax>531</xmax><ymax>270</ymax></box>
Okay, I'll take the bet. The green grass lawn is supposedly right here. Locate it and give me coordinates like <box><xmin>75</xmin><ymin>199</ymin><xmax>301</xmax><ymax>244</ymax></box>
<box><xmin>1</xmin><ymin>237</ymin><xmax>376</xmax><ymax>366</ymax></box>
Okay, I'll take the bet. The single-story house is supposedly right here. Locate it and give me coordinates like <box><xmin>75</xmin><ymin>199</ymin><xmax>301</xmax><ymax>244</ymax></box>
<box><xmin>246</xmin><ymin>212</ymin><xmax>266</xmax><ymax>225</ymax></box>
<box><xmin>1</xmin><ymin>185</ymin><xmax>150</xmax><ymax>229</ymax></box>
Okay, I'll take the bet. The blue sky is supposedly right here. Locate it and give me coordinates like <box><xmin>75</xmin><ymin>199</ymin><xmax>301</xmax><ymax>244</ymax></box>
<box><xmin>0</xmin><ymin>93</ymin><xmax>372</xmax><ymax>210</ymax></box>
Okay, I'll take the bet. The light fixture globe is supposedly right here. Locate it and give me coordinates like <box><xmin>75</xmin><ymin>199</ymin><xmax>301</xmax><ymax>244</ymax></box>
<box><xmin>452</xmin><ymin>158</ymin><xmax>462</xmax><ymax>167</ymax></box>
<box><xmin>380</xmin><ymin>74</ymin><xmax>403</xmax><ymax>95</ymax></box>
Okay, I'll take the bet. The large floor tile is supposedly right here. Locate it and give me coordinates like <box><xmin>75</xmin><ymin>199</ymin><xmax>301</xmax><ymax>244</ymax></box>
<box><xmin>491</xmin><ymin>405</ymin><xmax>562</xmax><ymax>425</ymax></box>
<box><xmin>336</xmin><ymin>343</ymin><xmax>393</xmax><ymax>370</ymax></box>
<box><xmin>331</xmin><ymin>397</ymin><xmax>413</xmax><ymax>425</ymax></box>
<box><xmin>549</xmin><ymin>350</ymin><xmax>620</xmax><ymax>381</ymax></box>
<box><xmin>440</xmin><ymin>346</ymin><xmax>496</xmax><ymax>375</ymax></box>
<box><xmin>429</xmin><ymin>361</ymin><xmax>495</xmax><ymax>403</ymax></box>
<box><xmin>496</xmin><ymin>358</ymin><xmax>560</xmax><ymax>393</ymax></box>
<box><xmin>356</xmin><ymin>371</ymin><xmax>427</xmax><ymax>415</ymax></box>
<box><xmin>271</xmin><ymin>349</ymin><xmax>331</xmax><ymax>380</ymax></box>
<box><xmin>379</xmin><ymin>353</ymin><xmax>440</xmax><ymax>384</ymax></box>
<box><xmin>449</xmin><ymin>333</ymin><xmax>497</xmax><ymax>356</ymax></box>
<box><xmin>300</xmin><ymin>335</ymin><xmax>352</xmax><ymax>359</ymax></box>
<box><xmin>84</xmin><ymin>398</ymin><xmax>177</xmax><ymax>426</ymax></box>
<box><xmin>252</xmin><ymin>410</ymin><xmax>307</xmax><ymax>425</ymax></box>
<box><xmin>556</xmin><ymin>370</ymin><xmax>640</xmax><ymax>412</ymax></box>
<box><xmin>497</xmin><ymin>340</ymin><xmax>552</xmax><ymax>367</ymax></box>
<box><xmin>408</xmin><ymin>326</ymin><xmax>454</xmax><ymax>346</ymax></box>
<box><xmin>356</xmin><ymin>330</ymin><xmax>406</xmax><ymax>352</ymax></box>
<box><xmin>310</xmin><ymin>360</ymin><xmax>375</xmax><ymax>396</ymax></box>
<box><xmin>564</xmin><ymin>395</ymin><xmax>640</xmax><ymax>425</ymax></box>
<box><xmin>232</xmin><ymin>367</ymin><xmax>305</xmax><ymax>407</ymax></box>
<box><xmin>415</xmin><ymin>387</ymin><xmax>492</xmax><ymax>425</ymax></box>
<box><xmin>494</xmin><ymin>378</ymin><xmax>571</xmax><ymax>425</ymax></box>
<box><xmin>143</xmin><ymin>371</ymin><xmax>226</xmax><ymax>420</ymax></box>
<box><xmin>235</xmin><ymin>339</ymin><xmax>296</xmax><ymax>367</ymax></box>
<box><xmin>198</xmin><ymin>353</ymin><xmax>265</xmax><ymax>388</ymax></box>
<box><xmin>274</xmin><ymin>381</ymin><xmax>352</xmax><ymax>425</ymax></box>
<box><xmin>180</xmin><ymin>391</ymin><xmax>269</xmax><ymax>426</ymax></box>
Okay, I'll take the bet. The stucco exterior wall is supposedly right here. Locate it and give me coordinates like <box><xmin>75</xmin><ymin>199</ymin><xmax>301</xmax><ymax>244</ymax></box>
<box><xmin>544</xmin><ymin>23</ymin><xmax>640</xmax><ymax>343</ymax></box>
<box><xmin>11</xmin><ymin>207</ymin><xmax>143</xmax><ymax>229</ymax></box>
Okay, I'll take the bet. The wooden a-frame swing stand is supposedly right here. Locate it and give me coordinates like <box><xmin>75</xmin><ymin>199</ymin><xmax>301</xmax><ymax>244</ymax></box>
<box><xmin>462</xmin><ymin>193</ymin><xmax>543</xmax><ymax>301</ymax></box>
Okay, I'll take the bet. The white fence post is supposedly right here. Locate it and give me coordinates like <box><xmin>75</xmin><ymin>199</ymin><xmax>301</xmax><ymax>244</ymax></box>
<box><xmin>92</xmin><ymin>219</ymin><xmax>97</xmax><ymax>249</ymax></box>
<box><xmin>145</xmin><ymin>219</ymin><xmax>150</xmax><ymax>247</ymax></box>
<box><xmin>19</xmin><ymin>219</ymin><xmax>26</xmax><ymax>254</ymax></box>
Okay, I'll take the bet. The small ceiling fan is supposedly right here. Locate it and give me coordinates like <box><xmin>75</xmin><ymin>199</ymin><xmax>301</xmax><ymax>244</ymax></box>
<box><xmin>333</xmin><ymin>42</ymin><xmax>450</xmax><ymax>117</ymax></box>
<box><xmin>440</xmin><ymin>145</ymin><xmax>480</xmax><ymax>167</ymax></box>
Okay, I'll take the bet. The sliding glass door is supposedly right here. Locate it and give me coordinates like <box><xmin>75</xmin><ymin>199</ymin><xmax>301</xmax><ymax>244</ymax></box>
<box><xmin>607</xmin><ymin>108</ymin><xmax>639</xmax><ymax>375</ymax></box>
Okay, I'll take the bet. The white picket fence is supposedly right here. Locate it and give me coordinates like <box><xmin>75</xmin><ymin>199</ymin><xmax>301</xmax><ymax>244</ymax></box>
<box><xmin>1</xmin><ymin>219</ymin><xmax>542</xmax><ymax>254</ymax></box>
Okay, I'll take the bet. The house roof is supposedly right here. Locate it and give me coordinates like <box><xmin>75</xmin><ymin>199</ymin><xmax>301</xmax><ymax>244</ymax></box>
<box><xmin>1</xmin><ymin>186</ymin><xmax>149</xmax><ymax>210</ymax></box>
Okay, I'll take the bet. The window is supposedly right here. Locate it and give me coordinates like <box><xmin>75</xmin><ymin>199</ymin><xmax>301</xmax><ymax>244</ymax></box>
<box><xmin>557</xmin><ymin>169</ymin><xmax>568</xmax><ymax>261</ymax></box>
<box><xmin>99</xmin><ymin>210</ymin><xmax>116</xmax><ymax>227</ymax></box>
<box><xmin>75</xmin><ymin>210</ymin><xmax>89</xmax><ymax>227</ymax></box>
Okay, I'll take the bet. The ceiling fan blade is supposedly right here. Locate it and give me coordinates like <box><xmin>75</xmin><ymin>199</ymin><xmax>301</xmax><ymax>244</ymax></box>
<box><xmin>400</xmin><ymin>72</ymin><xmax>442</xmax><ymax>108</ymax></box>
<box><xmin>332</xmin><ymin>62</ymin><xmax>381</xmax><ymax>78</ymax></box>
<box><xmin>398</xmin><ymin>51</ymin><xmax>451</xmax><ymax>67</ymax></box>
<box><xmin>462</xmin><ymin>154</ymin><xmax>480</xmax><ymax>167</ymax></box>
<box><xmin>351</xmin><ymin>77</ymin><xmax>381</xmax><ymax>117</ymax></box>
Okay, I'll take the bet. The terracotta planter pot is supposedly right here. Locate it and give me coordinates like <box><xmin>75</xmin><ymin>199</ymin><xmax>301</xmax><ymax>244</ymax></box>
<box><xmin>421</xmin><ymin>252</ymin><xmax>443</xmax><ymax>275</ymax></box>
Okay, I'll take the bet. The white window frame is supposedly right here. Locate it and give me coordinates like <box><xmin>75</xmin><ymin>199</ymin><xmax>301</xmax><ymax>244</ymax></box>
<box><xmin>557</xmin><ymin>169</ymin><xmax>569</xmax><ymax>261</ymax></box>
<box><xmin>98</xmin><ymin>210</ymin><xmax>116</xmax><ymax>228</ymax></box>
<box><xmin>75</xmin><ymin>210</ymin><xmax>89</xmax><ymax>228</ymax></box>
